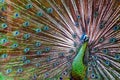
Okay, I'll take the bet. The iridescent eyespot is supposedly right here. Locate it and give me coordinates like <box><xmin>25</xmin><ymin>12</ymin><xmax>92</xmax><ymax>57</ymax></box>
<box><xmin>109</xmin><ymin>37</ymin><xmax>117</xmax><ymax>43</ymax></box>
<box><xmin>59</xmin><ymin>52</ymin><xmax>64</xmax><ymax>57</ymax></box>
<box><xmin>47</xmin><ymin>8</ymin><xmax>53</xmax><ymax>14</ymax></box>
<box><xmin>72</xmin><ymin>33</ymin><xmax>77</xmax><ymax>38</ymax></box>
<box><xmin>14</xmin><ymin>12</ymin><xmax>20</xmax><ymax>18</ymax></box>
<box><xmin>23</xmin><ymin>33</ymin><xmax>31</xmax><ymax>39</ymax></box>
<box><xmin>93</xmin><ymin>47</ymin><xmax>99</xmax><ymax>52</ymax></box>
<box><xmin>35</xmin><ymin>41</ymin><xmax>41</xmax><ymax>47</ymax></box>
<box><xmin>6</xmin><ymin>69</ymin><xmax>12</xmax><ymax>74</ymax></box>
<box><xmin>13</xmin><ymin>31</ymin><xmax>20</xmax><ymax>36</ymax></box>
<box><xmin>11</xmin><ymin>43</ymin><xmax>18</xmax><ymax>48</ymax></box>
<box><xmin>1</xmin><ymin>53</ymin><xmax>8</xmax><ymax>58</ymax></box>
<box><xmin>1</xmin><ymin>23</ymin><xmax>7</xmax><ymax>29</ymax></box>
<box><xmin>43</xmin><ymin>26</ymin><xmax>49</xmax><ymax>31</ymax></box>
<box><xmin>94</xmin><ymin>11</ymin><xmax>98</xmax><ymax>17</ymax></box>
<box><xmin>22</xmin><ymin>56</ymin><xmax>27</xmax><ymax>61</ymax></box>
<box><xmin>102</xmin><ymin>48</ymin><xmax>109</xmax><ymax>54</ymax></box>
<box><xmin>77</xmin><ymin>15</ymin><xmax>81</xmax><ymax>19</ymax></box>
<box><xmin>23</xmin><ymin>21</ymin><xmax>30</xmax><ymax>27</ymax></box>
<box><xmin>24</xmin><ymin>60</ymin><xmax>31</xmax><ymax>64</ymax></box>
<box><xmin>37</xmin><ymin>11</ymin><xmax>43</xmax><ymax>17</ymax></box>
<box><xmin>33</xmin><ymin>74</ymin><xmax>37</xmax><ymax>79</ymax></box>
<box><xmin>36</xmin><ymin>50</ymin><xmax>42</xmax><ymax>55</ymax></box>
<box><xmin>17</xmin><ymin>68</ymin><xmax>23</xmax><ymax>73</ymax></box>
<box><xmin>75</xmin><ymin>22</ymin><xmax>79</xmax><ymax>27</ymax></box>
<box><xmin>44</xmin><ymin>72</ymin><xmax>49</xmax><ymax>78</ymax></box>
<box><xmin>35</xmin><ymin>63</ymin><xmax>40</xmax><ymax>67</ymax></box>
<box><xmin>35</xmin><ymin>28</ymin><xmax>41</xmax><ymax>33</ymax></box>
<box><xmin>98</xmin><ymin>37</ymin><xmax>104</xmax><ymax>43</ymax></box>
<box><xmin>1</xmin><ymin>6</ymin><xmax>6</xmax><ymax>11</ymax></box>
<box><xmin>105</xmin><ymin>61</ymin><xmax>110</xmax><ymax>66</ymax></box>
<box><xmin>115</xmin><ymin>54</ymin><xmax>119</xmax><ymax>60</ymax></box>
<box><xmin>26</xmin><ymin>3</ymin><xmax>33</xmax><ymax>9</ymax></box>
<box><xmin>113</xmin><ymin>25</ymin><xmax>120</xmax><ymax>31</ymax></box>
<box><xmin>88</xmin><ymin>67</ymin><xmax>92</xmax><ymax>71</ymax></box>
<box><xmin>44</xmin><ymin>47</ymin><xmax>50</xmax><ymax>52</ymax></box>
<box><xmin>24</xmin><ymin>48</ymin><xmax>30</xmax><ymax>53</ymax></box>
<box><xmin>91</xmin><ymin>73</ymin><xmax>96</xmax><ymax>79</ymax></box>
<box><xmin>0</xmin><ymin>0</ymin><xmax>4</xmax><ymax>3</ymax></box>
<box><xmin>0</xmin><ymin>38</ymin><xmax>8</xmax><ymax>44</ymax></box>
<box><xmin>99</xmin><ymin>21</ymin><xmax>105</xmax><ymax>29</ymax></box>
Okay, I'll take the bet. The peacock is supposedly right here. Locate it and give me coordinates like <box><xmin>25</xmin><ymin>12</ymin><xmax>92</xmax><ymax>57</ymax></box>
<box><xmin>0</xmin><ymin>0</ymin><xmax>120</xmax><ymax>80</ymax></box>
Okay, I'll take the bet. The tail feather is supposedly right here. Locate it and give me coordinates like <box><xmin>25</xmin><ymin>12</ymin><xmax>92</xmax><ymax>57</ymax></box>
<box><xmin>0</xmin><ymin>0</ymin><xmax>120</xmax><ymax>80</ymax></box>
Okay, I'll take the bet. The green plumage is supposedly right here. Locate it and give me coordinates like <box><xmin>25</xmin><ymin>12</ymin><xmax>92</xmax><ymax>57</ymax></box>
<box><xmin>71</xmin><ymin>42</ymin><xmax>88</xmax><ymax>80</ymax></box>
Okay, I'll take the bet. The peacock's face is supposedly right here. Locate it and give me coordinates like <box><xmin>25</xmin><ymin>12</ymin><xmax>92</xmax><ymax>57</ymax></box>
<box><xmin>80</xmin><ymin>34</ymin><xmax>89</xmax><ymax>43</ymax></box>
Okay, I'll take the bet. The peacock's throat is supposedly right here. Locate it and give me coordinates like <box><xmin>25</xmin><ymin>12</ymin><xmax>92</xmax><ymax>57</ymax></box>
<box><xmin>71</xmin><ymin>42</ymin><xmax>88</xmax><ymax>80</ymax></box>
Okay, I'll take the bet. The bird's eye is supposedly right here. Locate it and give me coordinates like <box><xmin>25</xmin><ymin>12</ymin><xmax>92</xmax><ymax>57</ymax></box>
<box><xmin>80</xmin><ymin>34</ymin><xmax>89</xmax><ymax>42</ymax></box>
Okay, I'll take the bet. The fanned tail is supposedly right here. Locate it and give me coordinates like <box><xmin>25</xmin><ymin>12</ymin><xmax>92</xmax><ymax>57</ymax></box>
<box><xmin>0</xmin><ymin>0</ymin><xmax>120</xmax><ymax>80</ymax></box>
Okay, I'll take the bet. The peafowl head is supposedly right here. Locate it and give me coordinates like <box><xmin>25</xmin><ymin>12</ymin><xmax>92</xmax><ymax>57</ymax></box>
<box><xmin>80</xmin><ymin>34</ymin><xmax>89</xmax><ymax>43</ymax></box>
